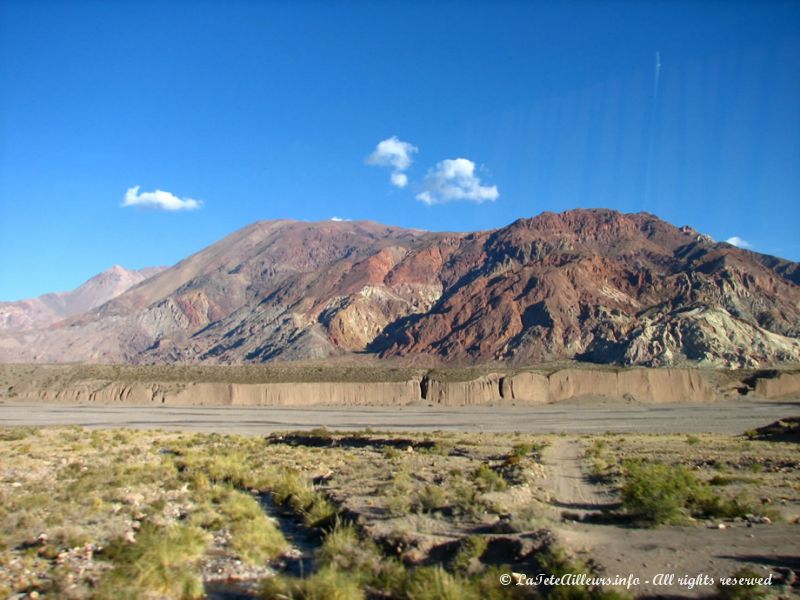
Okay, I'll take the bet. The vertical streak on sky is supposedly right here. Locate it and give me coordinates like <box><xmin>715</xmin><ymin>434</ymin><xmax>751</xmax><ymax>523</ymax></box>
<box><xmin>643</xmin><ymin>50</ymin><xmax>662</xmax><ymax>209</ymax></box>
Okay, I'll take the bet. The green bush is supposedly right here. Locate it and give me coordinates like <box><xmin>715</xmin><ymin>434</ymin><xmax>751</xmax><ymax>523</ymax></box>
<box><xmin>621</xmin><ymin>461</ymin><xmax>701</xmax><ymax>526</ymax></box>
<box><xmin>415</xmin><ymin>484</ymin><xmax>448</xmax><ymax>513</ymax></box>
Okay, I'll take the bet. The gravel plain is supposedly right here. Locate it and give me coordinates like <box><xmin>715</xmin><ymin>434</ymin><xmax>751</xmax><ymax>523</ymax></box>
<box><xmin>0</xmin><ymin>399</ymin><xmax>797</xmax><ymax>434</ymax></box>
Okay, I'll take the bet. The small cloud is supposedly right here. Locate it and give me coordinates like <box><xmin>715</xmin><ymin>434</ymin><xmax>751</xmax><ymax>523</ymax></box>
<box><xmin>416</xmin><ymin>158</ymin><xmax>499</xmax><ymax>205</ymax></box>
<box><xmin>367</xmin><ymin>136</ymin><xmax>417</xmax><ymax>170</ymax></box>
<box><xmin>367</xmin><ymin>136</ymin><xmax>417</xmax><ymax>188</ymax></box>
<box><xmin>390</xmin><ymin>172</ymin><xmax>408</xmax><ymax>188</ymax></box>
<box><xmin>122</xmin><ymin>186</ymin><xmax>201</xmax><ymax>211</ymax></box>
<box><xmin>726</xmin><ymin>236</ymin><xmax>752</xmax><ymax>249</ymax></box>
<box><xmin>330</xmin><ymin>216</ymin><xmax>351</xmax><ymax>222</ymax></box>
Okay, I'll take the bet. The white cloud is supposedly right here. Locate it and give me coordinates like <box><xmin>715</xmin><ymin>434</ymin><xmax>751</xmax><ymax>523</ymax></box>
<box><xmin>367</xmin><ymin>136</ymin><xmax>417</xmax><ymax>170</ymax></box>
<box><xmin>416</xmin><ymin>158</ymin><xmax>499</xmax><ymax>205</ymax></box>
<box><xmin>330</xmin><ymin>216</ymin><xmax>351</xmax><ymax>222</ymax></box>
<box><xmin>390</xmin><ymin>172</ymin><xmax>408</xmax><ymax>188</ymax></box>
<box><xmin>122</xmin><ymin>186</ymin><xmax>201</xmax><ymax>211</ymax></box>
<box><xmin>726</xmin><ymin>236</ymin><xmax>752</xmax><ymax>249</ymax></box>
<box><xmin>367</xmin><ymin>136</ymin><xmax>417</xmax><ymax>188</ymax></box>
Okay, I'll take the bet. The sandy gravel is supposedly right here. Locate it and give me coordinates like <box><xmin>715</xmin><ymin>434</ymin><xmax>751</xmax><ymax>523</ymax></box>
<box><xmin>0</xmin><ymin>399</ymin><xmax>797</xmax><ymax>434</ymax></box>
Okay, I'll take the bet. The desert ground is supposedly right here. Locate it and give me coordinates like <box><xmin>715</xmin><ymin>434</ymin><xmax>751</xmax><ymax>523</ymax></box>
<box><xmin>1</xmin><ymin>417</ymin><xmax>798</xmax><ymax>599</ymax></box>
<box><xmin>2</xmin><ymin>364</ymin><xmax>798</xmax><ymax>599</ymax></box>
<box><xmin>0</xmin><ymin>400</ymin><xmax>797</xmax><ymax>435</ymax></box>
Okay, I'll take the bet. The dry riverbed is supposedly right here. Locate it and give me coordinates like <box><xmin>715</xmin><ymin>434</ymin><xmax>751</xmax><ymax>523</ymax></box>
<box><xmin>0</xmin><ymin>425</ymin><xmax>798</xmax><ymax>599</ymax></box>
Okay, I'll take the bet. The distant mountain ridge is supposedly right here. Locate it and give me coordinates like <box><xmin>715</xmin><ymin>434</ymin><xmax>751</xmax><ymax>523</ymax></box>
<box><xmin>1</xmin><ymin>209</ymin><xmax>798</xmax><ymax>368</ymax></box>
<box><xmin>0</xmin><ymin>265</ymin><xmax>166</xmax><ymax>331</ymax></box>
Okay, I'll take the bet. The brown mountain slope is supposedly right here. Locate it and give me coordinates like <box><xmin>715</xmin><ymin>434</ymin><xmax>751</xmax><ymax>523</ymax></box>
<box><xmin>371</xmin><ymin>210</ymin><xmax>800</xmax><ymax>367</ymax></box>
<box><xmin>0</xmin><ymin>265</ymin><xmax>166</xmax><ymax>332</ymax></box>
<box><xmin>1</xmin><ymin>209</ymin><xmax>798</xmax><ymax>368</ymax></box>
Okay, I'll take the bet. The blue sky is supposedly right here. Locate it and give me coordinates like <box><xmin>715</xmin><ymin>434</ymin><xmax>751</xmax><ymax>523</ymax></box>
<box><xmin>1</xmin><ymin>0</ymin><xmax>798</xmax><ymax>300</ymax></box>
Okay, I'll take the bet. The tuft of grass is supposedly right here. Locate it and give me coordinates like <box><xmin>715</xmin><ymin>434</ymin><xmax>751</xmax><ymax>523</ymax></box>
<box><xmin>510</xmin><ymin>442</ymin><xmax>535</xmax><ymax>458</ymax></box>
<box><xmin>405</xmin><ymin>566</ymin><xmax>466</xmax><ymax>600</ymax></box>
<box><xmin>266</xmin><ymin>468</ymin><xmax>337</xmax><ymax>527</ymax></box>
<box><xmin>383</xmin><ymin>446</ymin><xmax>402</xmax><ymax>460</ymax></box>
<box><xmin>261</xmin><ymin>566</ymin><xmax>366</xmax><ymax>600</ymax></box>
<box><xmin>385</xmin><ymin>470</ymin><xmax>414</xmax><ymax>517</ymax></box>
<box><xmin>316</xmin><ymin>522</ymin><xmax>381</xmax><ymax>574</ymax></box>
<box><xmin>95</xmin><ymin>523</ymin><xmax>209</xmax><ymax>599</ymax></box>
<box><xmin>472</xmin><ymin>464</ymin><xmax>507</xmax><ymax>492</ymax></box>
<box><xmin>215</xmin><ymin>489</ymin><xmax>288</xmax><ymax>563</ymax></box>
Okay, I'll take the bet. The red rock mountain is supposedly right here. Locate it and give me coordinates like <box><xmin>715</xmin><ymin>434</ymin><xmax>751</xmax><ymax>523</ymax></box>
<box><xmin>1</xmin><ymin>210</ymin><xmax>798</xmax><ymax>368</ymax></box>
<box><xmin>0</xmin><ymin>265</ymin><xmax>166</xmax><ymax>332</ymax></box>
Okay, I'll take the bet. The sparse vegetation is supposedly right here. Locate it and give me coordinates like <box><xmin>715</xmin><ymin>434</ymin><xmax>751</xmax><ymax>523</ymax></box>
<box><xmin>621</xmin><ymin>460</ymin><xmax>771</xmax><ymax>526</ymax></box>
<box><xmin>0</xmin><ymin>426</ymin><xmax>796</xmax><ymax>598</ymax></box>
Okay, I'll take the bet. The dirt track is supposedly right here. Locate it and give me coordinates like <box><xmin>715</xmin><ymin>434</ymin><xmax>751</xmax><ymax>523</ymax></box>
<box><xmin>541</xmin><ymin>439</ymin><xmax>613</xmax><ymax>512</ymax></box>
<box><xmin>0</xmin><ymin>399</ymin><xmax>797</xmax><ymax>434</ymax></box>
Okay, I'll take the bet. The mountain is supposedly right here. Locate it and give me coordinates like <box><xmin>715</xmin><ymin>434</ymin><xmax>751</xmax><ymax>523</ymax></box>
<box><xmin>1</xmin><ymin>210</ymin><xmax>798</xmax><ymax>368</ymax></box>
<box><xmin>0</xmin><ymin>265</ymin><xmax>167</xmax><ymax>332</ymax></box>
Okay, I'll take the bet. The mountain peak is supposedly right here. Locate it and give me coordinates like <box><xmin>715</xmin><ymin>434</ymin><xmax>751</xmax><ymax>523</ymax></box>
<box><xmin>0</xmin><ymin>265</ymin><xmax>166</xmax><ymax>332</ymax></box>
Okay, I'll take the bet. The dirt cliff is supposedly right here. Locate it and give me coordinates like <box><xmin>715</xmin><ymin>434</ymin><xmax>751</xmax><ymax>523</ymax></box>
<box><xmin>2</xmin><ymin>364</ymin><xmax>796</xmax><ymax>407</ymax></box>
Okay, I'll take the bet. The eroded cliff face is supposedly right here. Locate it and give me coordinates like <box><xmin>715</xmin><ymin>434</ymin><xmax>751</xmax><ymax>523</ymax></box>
<box><xmin>3</xmin><ymin>364</ymin><xmax>796</xmax><ymax>407</ymax></box>
<box><xmin>1</xmin><ymin>210</ymin><xmax>799</xmax><ymax>368</ymax></box>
